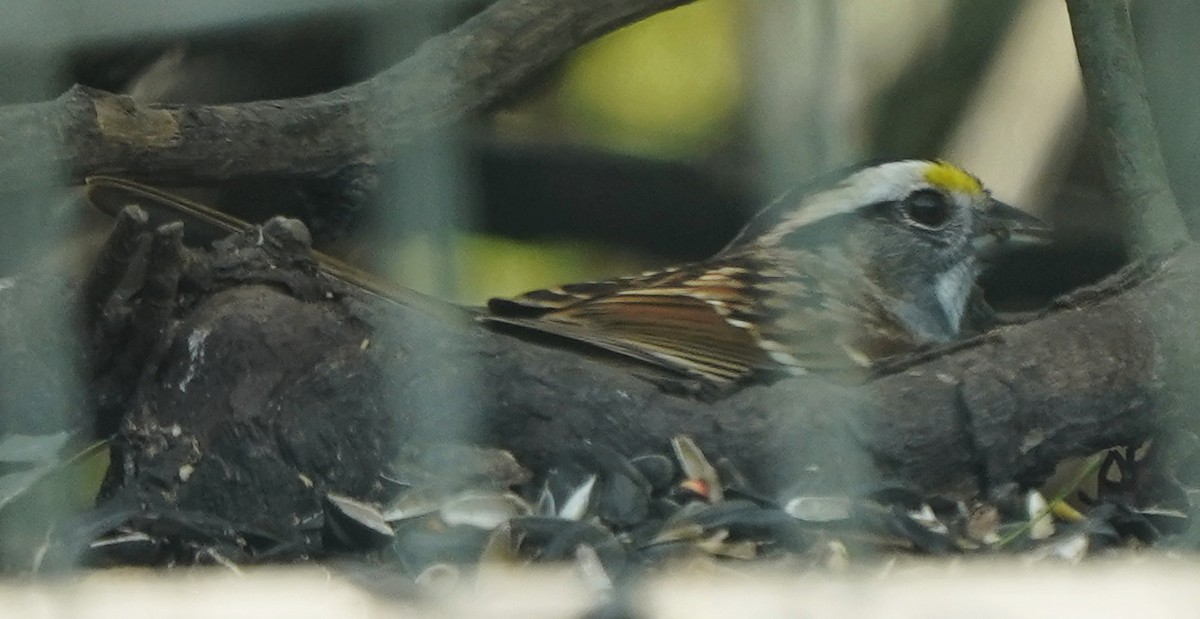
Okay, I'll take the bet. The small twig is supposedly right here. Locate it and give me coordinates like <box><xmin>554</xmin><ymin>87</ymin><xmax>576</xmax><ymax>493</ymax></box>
<box><xmin>1066</xmin><ymin>0</ymin><xmax>1191</xmax><ymax>254</ymax></box>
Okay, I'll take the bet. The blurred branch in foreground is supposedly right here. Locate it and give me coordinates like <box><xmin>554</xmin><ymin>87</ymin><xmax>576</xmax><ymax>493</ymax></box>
<box><xmin>1067</xmin><ymin>0</ymin><xmax>1190</xmax><ymax>253</ymax></box>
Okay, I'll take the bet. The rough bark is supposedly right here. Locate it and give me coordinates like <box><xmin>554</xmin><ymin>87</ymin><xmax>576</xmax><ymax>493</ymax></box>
<box><xmin>0</xmin><ymin>0</ymin><xmax>695</xmax><ymax>187</ymax></box>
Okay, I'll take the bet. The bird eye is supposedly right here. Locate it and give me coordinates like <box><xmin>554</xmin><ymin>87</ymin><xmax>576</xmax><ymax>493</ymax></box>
<box><xmin>902</xmin><ymin>189</ymin><xmax>952</xmax><ymax>229</ymax></box>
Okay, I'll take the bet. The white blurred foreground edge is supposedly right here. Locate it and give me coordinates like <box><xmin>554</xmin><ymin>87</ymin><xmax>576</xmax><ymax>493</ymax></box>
<box><xmin>2</xmin><ymin>560</ymin><xmax>1197</xmax><ymax>619</ymax></box>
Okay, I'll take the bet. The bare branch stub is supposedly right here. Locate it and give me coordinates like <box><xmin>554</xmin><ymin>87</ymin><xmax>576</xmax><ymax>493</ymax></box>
<box><xmin>0</xmin><ymin>0</ymin><xmax>696</xmax><ymax>187</ymax></box>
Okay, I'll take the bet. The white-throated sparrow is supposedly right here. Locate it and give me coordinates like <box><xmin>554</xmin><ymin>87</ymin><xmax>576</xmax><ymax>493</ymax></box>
<box><xmin>84</xmin><ymin>160</ymin><xmax>1049</xmax><ymax>387</ymax></box>
<box><xmin>482</xmin><ymin>159</ymin><xmax>1050</xmax><ymax>385</ymax></box>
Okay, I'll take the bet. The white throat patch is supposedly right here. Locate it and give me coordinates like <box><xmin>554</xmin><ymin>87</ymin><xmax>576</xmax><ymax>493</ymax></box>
<box><xmin>934</xmin><ymin>260</ymin><xmax>976</xmax><ymax>333</ymax></box>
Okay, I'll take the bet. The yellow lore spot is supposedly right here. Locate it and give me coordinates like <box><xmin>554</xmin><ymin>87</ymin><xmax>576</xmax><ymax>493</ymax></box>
<box><xmin>923</xmin><ymin>161</ymin><xmax>984</xmax><ymax>196</ymax></box>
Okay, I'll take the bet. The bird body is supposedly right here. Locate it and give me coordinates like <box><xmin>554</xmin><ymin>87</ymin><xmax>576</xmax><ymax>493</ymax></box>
<box><xmin>483</xmin><ymin>160</ymin><xmax>1049</xmax><ymax>385</ymax></box>
<box><xmin>82</xmin><ymin>160</ymin><xmax>1049</xmax><ymax>389</ymax></box>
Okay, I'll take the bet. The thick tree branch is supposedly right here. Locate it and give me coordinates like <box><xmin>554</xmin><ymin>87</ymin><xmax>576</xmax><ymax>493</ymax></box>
<box><xmin>0</xmin><ymin>0</ymin><xmax>694</xmax><ymax>186</ymax></box>
<box><xmin>34</xmin><ymin>217</ymin><xmax>1177</xmax><ymax>515</ymax></box>
<box><xmin>368</xmin><ymin>249</ymin><xmax>1170</xmax><ymax>497</ymax></box>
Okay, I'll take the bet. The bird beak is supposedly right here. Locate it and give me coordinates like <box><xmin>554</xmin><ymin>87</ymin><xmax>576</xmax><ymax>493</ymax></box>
<box><xmin>974</xmin><ymin>199</ymin><xmax>1053</xmax><ymax>250</ymax></box>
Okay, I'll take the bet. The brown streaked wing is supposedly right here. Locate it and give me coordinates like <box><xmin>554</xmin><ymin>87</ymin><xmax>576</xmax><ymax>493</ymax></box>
<box><xmin>485</xmin><ymin>295</ymin><xmax>771</xmax><ymax>383</ymax></box>
<box><xmin>484</xmin><ymin>263</ymin><xmax>784</xmax><ymax>383</ymax></box>
<box><xmin>486</xmin><ymin>267</ymin><xmax>695</xmax><ymax>315</ymax></box>
<box><xmin>754</xmin><ymin>298</ymin><xmax>865</xmax><ymax>373</ymax></box>
<box><xmin>752</xmin><ymin>264</ymin><xmax>918</xmax><ymax>373</ymax></box>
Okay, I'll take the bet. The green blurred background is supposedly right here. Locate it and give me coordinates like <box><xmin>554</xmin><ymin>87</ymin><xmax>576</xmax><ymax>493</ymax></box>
<box><xmin>14</xmin><ymin>0</ymin><xmax>1137</xmax><ymax>306</ymax></box>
